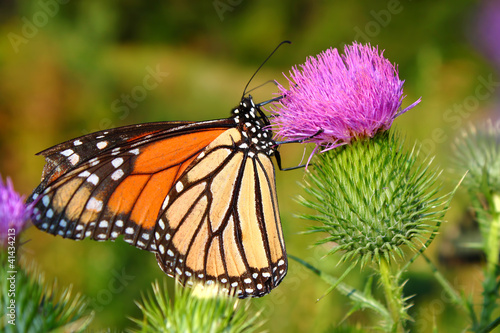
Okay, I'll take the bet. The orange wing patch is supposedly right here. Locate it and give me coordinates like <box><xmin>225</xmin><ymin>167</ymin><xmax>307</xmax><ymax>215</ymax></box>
<box><xmin>133</xmin><ymin>130</ymin><xmax>225</xmax><ymax>173</ymax></box>
<box><xmin>107</xmin><ymin>174</ymin><xmax>150</xmax><ymax>217</ymax></box>
<box><xmin>128</xmin><ymin>168</ymin><xmax>179</xmax><ymax>230</ymax></box>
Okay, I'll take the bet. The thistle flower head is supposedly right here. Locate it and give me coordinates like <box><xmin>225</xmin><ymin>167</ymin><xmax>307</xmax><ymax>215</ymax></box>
<box><xmin>474</xmin><ymin>0</ymin><xmax>500</xmax><ymax>68</ymax></box>
<box><xmin>269</xmin><ymin>42</ymin><xmax>420</xmax><ymax>160</ymax></box>
<box><xmin>453</xmin><ymin>120</ymin><xmax>500</xmax><ymax>193</ymax></box>
<box><xmin>0</xmin><ymin>175</ymin><xmax>32</xmax><ymax>245</ymax></box>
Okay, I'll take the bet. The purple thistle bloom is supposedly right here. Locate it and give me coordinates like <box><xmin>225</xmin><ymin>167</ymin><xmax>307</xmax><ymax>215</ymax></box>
<box><xmin>0</xmin><ymin>175</ymin><xmax>32</xmax><ymax>245</ymax></box>
<box><xmin>268</xmin><ymin>42</ymin><xmax>420</xmax><ymax>160</ymax></box>
<box><xmin>473</xmin><ymin>0</ymin><xmax>500</xmax><ymax>69</ymax></box>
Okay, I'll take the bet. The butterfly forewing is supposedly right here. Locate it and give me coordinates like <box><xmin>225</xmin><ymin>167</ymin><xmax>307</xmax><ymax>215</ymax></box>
<box><xmin>29</xmin><ymin>120</ymin><xmax>232</xmax><ymax>250</ymax></box>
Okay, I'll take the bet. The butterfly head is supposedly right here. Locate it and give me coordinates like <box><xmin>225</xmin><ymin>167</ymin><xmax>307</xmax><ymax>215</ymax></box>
<box><xmin>231</xmin><ymin>96</ymin><xmax>276</xmax><ymax>156</ymax></box>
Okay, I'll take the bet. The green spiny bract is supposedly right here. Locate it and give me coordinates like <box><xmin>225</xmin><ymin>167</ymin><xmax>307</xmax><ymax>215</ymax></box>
<box><xmin>299</xmin><ymin>131</ymin><xmax>447</xmax><ymax>267</ymax></box>
<box><xmin>129</xmin><ymin>280</ymin><xmax>264</xmax><ymax>333</ymax></box>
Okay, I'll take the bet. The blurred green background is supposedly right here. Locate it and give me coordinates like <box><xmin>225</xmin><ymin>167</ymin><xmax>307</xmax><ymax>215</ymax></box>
<box><xmin>1</xmin><ymin>0</ymin><xmax>498</xmax><ymax>332</ymax></box>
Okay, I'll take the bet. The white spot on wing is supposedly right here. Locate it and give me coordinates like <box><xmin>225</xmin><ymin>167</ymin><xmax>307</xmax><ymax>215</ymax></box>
<box><xmin>111</xmin><ymin>169</ymin><xmax>124</xmax><ymax>180</ymax></box>
<box><xmin>69</xmin><ymin>154</ymin><xmax>80</xmax><ymax>165</ymax></box>
<box><xmin>97</xmin><ymin>141</ymin><xmax>108</xmax><ymax>149</ymax></box>
<box><xmin>61</xmin><ymin>149</ymin><xmax>74</xmax><ymax>156</ymax></box>
<box><xmin>175</xmin><ymin>182</ymin><xmax>184</xmax><ymax>192</ymax></box>
<box><xmin>87</xmin><ymin>174</ymin><xmax>99</xmax><ymax>185</ymax></box>
<box><xmin>73</xmin><ymin>140</ymin><xmax>82</xmax><ymax>146</ymax></box>
<box><xmin>79</xmin><ymin>171</ymin><xmax>91</xmax><ymax>178</ymax></box>
<box><xmin>112</xmin><ymin>158</ymin><xmax>124</xmax><ymax>168</ymax></box>
<box><xmin>89</xmin><ymin>158</ymin><xmax>100</xmax><ymax>166</ymax></box>
<box><xmin>161</xmin><ymin>196</ymin><xmax>169</xmax><ymax>210</ymax></box>
<box><xmin>86</xmin><ymin>198</ymin><xmax>103</xmax><ymax>212</ymax></box>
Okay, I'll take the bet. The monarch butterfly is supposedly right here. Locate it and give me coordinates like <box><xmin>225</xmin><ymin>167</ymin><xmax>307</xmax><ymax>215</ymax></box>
<box><xmin>27</xmin><ymin>94</ymin><xmax>287</xmax><ymax>298</ymax></box>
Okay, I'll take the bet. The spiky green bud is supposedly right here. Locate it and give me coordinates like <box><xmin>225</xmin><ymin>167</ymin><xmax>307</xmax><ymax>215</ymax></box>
<box><xmin>130</xmin><ymin>280</ymin><xmax>264</xmax><ymax>333</ymax></box>
<box><xmin>299</xmin><ymin>131</ymin><xmax>447</xmax><ymax>266</ymax></box>
<box><xmin>0</xmin><ymin>255</ymin><xmax>92</xmax><ymax>332</ymax></box>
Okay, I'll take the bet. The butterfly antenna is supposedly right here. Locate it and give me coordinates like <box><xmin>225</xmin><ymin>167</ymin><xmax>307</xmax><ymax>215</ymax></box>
<box><xmin>242</xmin><ymin>40</ymin><xmax>291</xmax><ymax>98</ymax></box>
<box><xmin>245</xmin><ymin>79</ymin><xmax>278</xmax><ymax>94</ymax></box>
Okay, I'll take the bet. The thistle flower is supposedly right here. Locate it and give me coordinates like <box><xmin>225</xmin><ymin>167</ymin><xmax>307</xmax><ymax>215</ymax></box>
<box><xmin>453</xmin><ymin>120</ymin><xmax>500</xmax><ymax>276</ymax></box>
<box><xmin>453</xmin><ymin>120</ymin><xmax>500</xmax><ymax>193</ymax></box>
<box><xmin>0</xmin><ymin>175</ymin><xmax>32</xmax><ymax>246</ymax></box>
<box><xmin>474</xmin><ymin>0</ymin><xmax>500</xmax><ymax>69</ymax></box>
<box><xmin>269</xmin><ymin>42</ymin><xmax>420</xmax><ymax>160</ymax></box>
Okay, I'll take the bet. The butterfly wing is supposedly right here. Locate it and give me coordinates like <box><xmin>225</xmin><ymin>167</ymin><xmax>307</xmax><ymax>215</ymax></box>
<box><xmin>28</xmin><ymin>119</ymin><xmax>233</xmax><ymax>250</ymax></box>
<box><xmin>29</xmin><ymin>96</ymin><xmax>287</xmax><ymax>298</ymax></box>
<box><xmin>153</xmin><ymin>125</ymin><xmax>287</xmax><ymax>298</ymax></box>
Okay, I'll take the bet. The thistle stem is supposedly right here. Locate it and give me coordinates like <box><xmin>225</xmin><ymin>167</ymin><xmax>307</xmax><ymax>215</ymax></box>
<box><xmin>486</xmin><ymin>194</ymin><xmax>500</xmax><ymax>275</ymax></box>
<box><xmin>378</xmin><ymin>258</ymin><xmax>404</xmax><ymax>333</ymax></box>
<box><xmin>478</xmin><ymin>193</ymin><xmax>500</xmax><ymax>330</ymax></box>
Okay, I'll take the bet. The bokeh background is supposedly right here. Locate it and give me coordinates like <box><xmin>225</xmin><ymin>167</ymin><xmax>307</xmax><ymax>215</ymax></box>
<box><xmin>1</xmin><ymin>0</ymin><xmax>499</xmax><ymax>332</ymax></box>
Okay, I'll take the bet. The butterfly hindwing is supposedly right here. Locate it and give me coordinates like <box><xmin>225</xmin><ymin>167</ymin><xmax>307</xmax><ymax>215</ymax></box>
<box><xmin>154</xmin><ymin>122</ymin><xmax>287</xmax><ymax>298</ymax></box>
